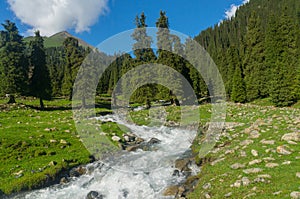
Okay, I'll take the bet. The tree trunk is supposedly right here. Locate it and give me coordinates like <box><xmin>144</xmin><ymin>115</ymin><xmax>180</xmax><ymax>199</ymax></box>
<box><xmin>7</xmin><ymin>94</ymin><xmax>16</xmax><ymax>104</ymax></box>
<box><xmin>145</xmin><ymin>98</ymin><xmax>151</xmax><ymax>109</ymax></box>
<box><xmin>39</xmin><ymin>97</ymin><xmax>45</xmax><ymax>110</ymax></box>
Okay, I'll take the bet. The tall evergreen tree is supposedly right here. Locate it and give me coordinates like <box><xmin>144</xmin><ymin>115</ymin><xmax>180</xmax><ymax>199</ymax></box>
<box><xmin>131</xmin><ymin>12</ymin><xmax>156</xmax><ymax>63</ymax></box>
<box><xmin>231</xmin><ymin>65</ymin><xmax>247</xmax><ymax>103</ymax></box>
<box><xmin>156</xmin><ymin>11</ymin><xmax>183</xmax><ymax>104</ymax></box>
<box><xmin>243</xmin><ymin>12</ymin><xmax>266</xmax><ymax>101</ymax></box>
<box><xmin>46</xmin><ymin>47</ymin><xmax>65</xmax><ymax>96</ymax></box>
<box><xmin>61</xmin><ymin>37</ymin><xmax>84</xmax><ymax>100</ymax></box>
<box><xmin>267</xmin><ymin>13</ymin><xmax>298</xmax><ymax>106</ymax></box>
<box><xmin>0</xmin><ymin>20</ymin><xmax>28</xmax><ymax>103</ymax></box>
<box><xmin>129</xmin><ymin>12</ymin><xmax>157</xmax><ymax>106</ymax></box>
<box><xmin>29</xmin><ymin>31</ymin><xmax>51</xmax><ymax>109</ymax></box>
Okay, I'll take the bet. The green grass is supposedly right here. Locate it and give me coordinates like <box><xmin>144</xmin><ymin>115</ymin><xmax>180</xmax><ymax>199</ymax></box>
<box><xmin>129</xmin><ymin>104</ymin><xmax>212</xmax><ymax>127</ymax></box>
<box><xmin>0</xmin><ymin>97</ymin><xmax>119</xmax><ymax>195</ymax></box>
<box><xmin>187</xmin><ymin>103</ymin><xmax>300</xmax><ymax>199</ymax></box>
<box><xmin>1</xmin><ymin>97</ymin><xmax>299</xmax><ymax>198</ymax></box>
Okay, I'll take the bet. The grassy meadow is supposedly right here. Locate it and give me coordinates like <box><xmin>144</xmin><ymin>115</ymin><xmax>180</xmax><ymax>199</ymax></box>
<box><xmin>0</xmin><ymin>97</ymin><xmax>299</xmax><ymax>198</ymax></box>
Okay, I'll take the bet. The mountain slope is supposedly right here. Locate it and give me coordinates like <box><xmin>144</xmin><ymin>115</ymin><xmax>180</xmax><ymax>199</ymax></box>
<box><xmin>24</xmin><ymin>31</ymin><xmax>93</xmax><ymax>49</ymax></box>
<box><xmin>194</xmin><ymin>0</ymin><xmax>300</xmax><ymax>106</ymax></box>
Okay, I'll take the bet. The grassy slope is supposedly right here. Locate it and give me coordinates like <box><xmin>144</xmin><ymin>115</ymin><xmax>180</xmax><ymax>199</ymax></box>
<box><xmin>1</xmin><ymin>97</ymin><xmax>299</xmax><ymax>197</ymax></box>
<box><xmin>0</xmin><ymin>97</ymin><xmax>118</xmax><ymax>195</ymax></box>
<box><xmin>24</xmin><ymin>31</ymin><xmax>92</xmax><ymax>49</ymax></box>
<box><xmin>128</xmin><ymin>100</ymin><xmax>300</xmax><ymax>198</ymax></box>
<box><xmin>188</xmin><ymin>103</ymin><xmax>300</xmax><ymax>199</ymax></box>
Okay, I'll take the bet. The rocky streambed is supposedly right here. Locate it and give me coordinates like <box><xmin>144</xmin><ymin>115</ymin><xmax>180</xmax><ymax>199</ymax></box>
<box><xmin>12</xmin><ymin>114</ymin><xmax>201</xmax><ymax>199</ymax></box>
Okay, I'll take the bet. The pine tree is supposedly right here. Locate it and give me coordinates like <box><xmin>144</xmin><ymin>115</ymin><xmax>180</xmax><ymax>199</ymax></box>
<box><xmin>28</xmin><ymin>31</ymin><xmax>51</xmax><ymax>109</ymax></box>
<box><xmin>73</xmin><ymin>48</ymin><xmax>98</xmax><ymax>108</ymax></box>
<box><xmin>61</xmin><ymin>37</ymin><xmax>84</xmax><ymax>100</ymax></box>
<box><xmin>129</xmin><ymin>12</ymin><xmax>157</xmax><ymax>106</ymax></box>
<box><xmin>185</xmin><ymin>37</ymin><xmax>208</xmax><ymax>99</ymax></box>
<box><xmin>268</xmin><ymin>13</ymin><xmax>298</xmax><ymax>106</ymax></box>
<box><xmin>226</xmin><ymin>46</ymin><xmax>240</xmax><ymax>98</ymax></box>
<box><xmin>156</xmin><ymin>11</ymin><xmax>183</xmax><ymax>104</ymax></box>
<box><xmin>231</xmin><ymin>65</ymin><xmax>247</xmax><ymax>103</ymax></box>
<box><xmin>46</xmin><ymin>46</ymin><xmax>65</xmax><ymax>96</ymax></box>
<box><xmin>0</xmin><ymin>20</ymin><xmax>28</xmax><ymax>103</ymax></box>
<box><xmin>243</xmin><ymin>12</ymin><xmax>266</xmax><ymax>101</ymax></box>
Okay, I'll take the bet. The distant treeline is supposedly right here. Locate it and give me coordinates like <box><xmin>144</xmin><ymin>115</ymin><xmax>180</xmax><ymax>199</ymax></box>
<box><xmin>0</xmin><ymin>0</ymin><xmax>300</xmax><ymax>108</ymax></box>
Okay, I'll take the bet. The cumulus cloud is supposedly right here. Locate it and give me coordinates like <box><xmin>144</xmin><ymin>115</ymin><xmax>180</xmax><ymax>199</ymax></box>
<box><xmin>7</xmin><ymin>0</ymin><xmax>109</xmax><ymax>36</ymax></box>
<box><xmin>225</xmin><ymin>0</ymin><xmax>250</xmax><ymax>19</ymax></box>
<box><xmin>225</xmin><ymin>4</ymin><xmax>238</xmax><ymax>19</ymax></box>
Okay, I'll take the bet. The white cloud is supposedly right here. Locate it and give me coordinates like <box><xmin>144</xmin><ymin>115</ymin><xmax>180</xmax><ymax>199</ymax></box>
<box><xmin>225</xmin><ymin>4</ymin><xmax>238</xmax><ymax>19</ymax></box>
<box><xmin>7</xmin><ymin>0</ymin><xmax>109</xmax><ymax>36</ymax></box>
<box><xmin>225</xmin><ymin>0</ymin><xmax>250</xmax><ymax>19</ymax></box>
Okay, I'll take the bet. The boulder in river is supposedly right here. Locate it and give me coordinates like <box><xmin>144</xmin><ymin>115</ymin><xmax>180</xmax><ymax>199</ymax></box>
<box><xmin>86</xmin><ymin>191</ymin><xmax>104</xmax><ymax>199</ymax></box>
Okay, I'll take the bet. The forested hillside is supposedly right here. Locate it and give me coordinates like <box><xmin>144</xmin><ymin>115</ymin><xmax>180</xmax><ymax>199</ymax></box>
<box><xmin>195</xmin><ymin>0</ymin><xmax>300</xmax><ymax>106</ymax></box>
<box><xmin>0</xmin><ymin>0</ymin><xmax>299</xmax><ymax>108</ymax></box>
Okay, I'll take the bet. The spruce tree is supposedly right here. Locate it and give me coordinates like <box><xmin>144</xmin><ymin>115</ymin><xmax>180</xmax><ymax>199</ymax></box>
<box><xmin>156</xmin><ymin>11</ymin><xmax>183</xmax><ymax>104</ymax></box>
<box><xmin>0</xmin><ymin>20</ymin><xmax>28</xmax><ymax>103</ymax></box>
<box><xmin>129</xmin><ymin>12</ymin><xmax>157</xmax><ymax>106</ymax></box>
<box><xmin>243</xmin><ymin>12</ymin><xmax>266</xmax><ymax>101</ymax></box>
<box><xmin>231</xmin><ymin>65</ymin><xmax>247</xmax><ymax>103</ymax></box>
<box><xmin>62</xmin><ymin>37</ymin><xmax>84</xmax><ymax>100</ymax></box>
<box><xmin>268</xmin><ymin>13</ymin><xmax>298</xmax><ymax>106</ymax></box>
<box><xmin>29</xmin><ymin>31</ymin><xmax>51</xmax><ymax>109</ymax></box>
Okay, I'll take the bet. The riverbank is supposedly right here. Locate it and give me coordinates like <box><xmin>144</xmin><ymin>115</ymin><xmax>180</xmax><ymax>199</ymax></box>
<box><xmin>187</xmin><ymin>103</ymin><xmax>300</xmax><ymax>199</ymax></box>
<box><xmin>1</xmin><ymin>98</ymin><xmax>299</xmax><ymax>198</ymax></box>
<box><xmin>0</xmin><ymin>98</ymin><xmax>112</xmax><ymax>196</ymax></box>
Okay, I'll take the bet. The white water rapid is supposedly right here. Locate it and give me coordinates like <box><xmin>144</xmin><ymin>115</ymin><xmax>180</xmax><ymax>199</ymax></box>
<box><xmin>13</xmin><ymin>115</ymin><xmax>199</xmax><ymax>199</ymax></box>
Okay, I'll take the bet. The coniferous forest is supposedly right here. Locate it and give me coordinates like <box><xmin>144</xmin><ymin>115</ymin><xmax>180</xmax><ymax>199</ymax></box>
<box><xmin>0</xmin><ymin>0</ymin><xmax>300</xmax><ymax>108</ymax></box>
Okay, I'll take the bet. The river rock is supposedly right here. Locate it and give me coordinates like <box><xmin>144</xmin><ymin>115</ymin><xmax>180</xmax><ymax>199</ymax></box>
<box><xmin>281</xmin><ymin>132</ymin><xmax>300</xmax><ymax>142</ymax></box>
<box><xmin>60</xmin><ymin>177</ymin><xmax>69</xmax><ymax>184</ymax></box>
<box><xmin>249</xmin><ymin>130</ymin><xmax>260</xmax><ymax>139</ymax></box>
<box><xmin>296</xmin><ymin>172</ymin><xmax>300</xmax><ymax>178</ymax></box>
<box><xmin>240</xmin><ymin>139</ymin><xmax>254</xmax><ymax>146</ymax></box>
<box><xmin>276</xmin><ymin>145</ymin><xmax>292</xmax><ymax>155</ymax></box>
<box><xmin>163</xmin><ymin>185</ymin><xmax>179</xmax><ymax>196</ymax></box>
<box><xmin>148</xmin><ymin>138</ymin><xmax>161</xmax><ymax>145</ymax></box>
<box><xmin>135</xmin><ymin>137</ymin><xmax>145</xmax><ymax>144</ymax></box>
<box><xmin>282</xmin><ymin>161</ymin><xmax>291</xmax><ymax>165</ymax></box>
<box><xmin>251</xmin><ymin>149</ymin><xmax>259</xmax><ymax>157</ymax></box>
<box><xmin>273</xmin><ymin>191</ymin><xmax>282</xmax><ymax>196</ymax></box>
<box><xmin>13</xmin><ymin>170</ymin><xmax>24</xmax><ymax>178</ymax></box>
<box><xmin>202</xmin><ymin>183</ymin><xmax>211</xmax><ymax>190</ymax></box>
<box><xmin>172</xmin><ymin>169</ymin><xmax>180</xmax><ymax>177</ymax></box>
<box><xmin>210</xmin><ymin>158</ymin><xmax>225</xmax><ymax>166</ymax></box>
<box><xmin>112</xmin><ymin>136</ymin><xmax>121</xmax><ymax>142</ymax></box>
<box><xmin>86</xmin><ymin>191</ymin><xmax>104</xmax><ymax>199</ymax></box>
<box><xmin>243</xmin><ymin>168</ymin><xmax>263</xmax><ymax>174</ymax></box>
<box><xmin>70</xmin><ymin>166</ymin><xmax>87</xmax><ymax>177</ymax></box>
<box><xmin>48</xmin><ymin>161</ymin><xmax>57</xmax><ymax>166</ymax></box>
<box><xmin>249</xmin><ymin>159</ymin><xmax>262</xmax><ymax>166</ymax></box>
<box><xmin>60</xmin><ymin>139</ymin><xmax>69</xmax><ymax>145</ymax></box>
<box><xmin>241</xmin><ymin>177</ymin><xmax>251</xmax><ymax>186</ymax></box>
<box><xmin>265</xmin><ymin>163</ymin><xmax>279</xmax><ymax>168</ymax></box>
<box><xmin>175</xmin><ymin>158</ymin><xmax>191</xmax><ymax>172</ymax></box>
<box><xmin>290</xmin><ymin>191</ymin><xmax>300</xmax><ymax>199</ymax></box>
<box><xmin>260</xmin><ymin>139</ymin><xmax>275</xmax><ymax>145</ymax></box>
<box><xmin>230</xmin><ymin>163</ymin><xmax>245</xmax><ymax>170</ymax></box>
<box><xmin>263</xmin><ymin>157</ymin><xmax>275</xmax><ymax>162</ymax></box>
<box><xmin>125</xmin><ymin>145</ymin><xmax>140</xmax><ymax>152</ymax></box>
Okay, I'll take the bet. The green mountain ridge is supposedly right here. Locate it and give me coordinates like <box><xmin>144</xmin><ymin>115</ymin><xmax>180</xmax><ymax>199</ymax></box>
<box><xmin>24</xmin><ymin>31</ymin><xmax>93</xmax><ymax>49</ymax></box>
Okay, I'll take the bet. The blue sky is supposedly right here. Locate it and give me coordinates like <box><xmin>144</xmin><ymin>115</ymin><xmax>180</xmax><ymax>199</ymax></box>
<box><xmin>0</xmin><ymin>0</ymin><xmax>248</xmax><ymax>46</ymax></box>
